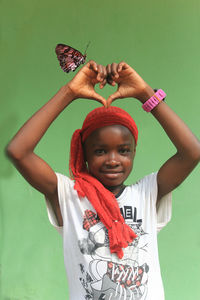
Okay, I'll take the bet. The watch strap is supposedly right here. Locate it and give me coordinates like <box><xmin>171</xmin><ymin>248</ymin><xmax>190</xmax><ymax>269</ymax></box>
<box><xmin>142</xmin><ymin>89</ymin><xmax>166</xmax><ymax>112</ymax></box>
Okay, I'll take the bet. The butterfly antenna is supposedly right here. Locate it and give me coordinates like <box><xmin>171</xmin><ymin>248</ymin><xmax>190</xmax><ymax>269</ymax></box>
<box><xmin>84</xmin><ymin>41</ymin><xmax>91</xmax><ymax>54</ymax></box>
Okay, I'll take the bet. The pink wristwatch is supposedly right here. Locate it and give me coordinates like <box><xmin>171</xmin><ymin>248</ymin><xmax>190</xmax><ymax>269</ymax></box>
<box><xmin>142</xmin><ymin>89</ymin><xmax>166</xmax><ymax>112</ymax></box>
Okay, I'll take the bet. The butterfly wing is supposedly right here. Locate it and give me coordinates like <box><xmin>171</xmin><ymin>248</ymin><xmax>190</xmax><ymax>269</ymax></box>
<box><xmin>55</xmin><ymin>44</ymin><xmax>86</xmax><ymax>73</ymax></box>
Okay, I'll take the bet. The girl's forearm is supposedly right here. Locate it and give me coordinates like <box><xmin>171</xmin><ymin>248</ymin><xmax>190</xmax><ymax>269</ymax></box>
<box><xmin>6</xmin><ymin>84</ymin><xmax>74</xmax><ymax>160</ymax></box>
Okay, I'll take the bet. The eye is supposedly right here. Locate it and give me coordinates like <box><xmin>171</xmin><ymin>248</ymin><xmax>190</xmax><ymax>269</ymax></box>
<box><xmin>94</xmin><ymin>149</ymin><xmax>106</xmax><ymax>155</ymax></box>
<box><xmin>119</xmin><ymin>148</ymin><xmax>131</xmax><ymax>155</ymax></box>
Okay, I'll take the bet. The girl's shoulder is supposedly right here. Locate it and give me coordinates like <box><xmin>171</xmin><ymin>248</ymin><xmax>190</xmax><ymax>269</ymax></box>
<box><xmin>129</xmin><ymin>172</ymin><xmax>158</xmax><ymax>190</ymax></box>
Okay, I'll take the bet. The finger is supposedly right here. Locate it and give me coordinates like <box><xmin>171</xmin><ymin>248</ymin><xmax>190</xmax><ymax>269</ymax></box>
<box><xmin>108</xmin><ymin>77</ymin><xmax>116</xmax><ymax>86</ymax></box>
<box><xmin>88</xmin><ymin>60</ymin><xmax>98</xmax><ymax>72</ymax></box>
<box><xmin>103</xmin><ymin>65</ymin><xmax>107</xmax><ymax>79</ymax></box>
<box><xmin>106</xmin><ymin>64</ymin><xmax>111</xmax><ymax>74</ymax></box>
<box><xmin>106</xmin><ymin>64</ymin><xmax>115</xmax><ymax>86</ymax></box>
<box><xmin>97</xmin><ymin>64</ymin><xmax>105</xmax><ymax>82</ymax></box>
<box><xmin>99</xmin><ymin>78</ymin><xmax>107</xmax><ymax>89</ymax></box>
<box><xmin>117</xmin><ymin>61</ymin><xmax>128</xmax><ymax>72</ymax></box>
<box><xmin>107</xmin><ymin>90</ymin><xmax>121</xmax><ymax>107</ymax></box>
<box><xmin>111</xmin><ymin>63</ymin><xmax>119</xmax><ymax>78</ymax></box>
<box><xmin>107</xmin><ymin>75</ymin><xmax>116</xmax><ymax>86</ymax></box>
<box><xmin>99</xmin><ymin>66</ymin><xmax>107</xmax><ymax>88</ymax></box>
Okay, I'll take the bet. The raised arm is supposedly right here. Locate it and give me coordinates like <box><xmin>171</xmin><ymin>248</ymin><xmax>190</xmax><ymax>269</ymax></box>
<box><xmin>105</xmin><ymin>62</ymin><xmax>200</xmax><ymax>202</ymax></box>
<box><xmin>6</xmin><ymin>61</ymin><xmax>107</xmax><ymax>225</ymax></box>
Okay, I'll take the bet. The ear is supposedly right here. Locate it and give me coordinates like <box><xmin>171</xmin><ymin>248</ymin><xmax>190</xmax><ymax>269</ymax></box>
<box><xmin>134</xmin><ymin>147</ymin><xmax>136</xmax><ymax>156</ymax></box>
<box><xmin>82</xmin><ymin>142</ymin><xmax>89</xmax><ymax>169</ymax></box>
<box><xmin>132</xmin><ymin>145</ymin><xmax>136</xmax><ymax>159</ymax></box>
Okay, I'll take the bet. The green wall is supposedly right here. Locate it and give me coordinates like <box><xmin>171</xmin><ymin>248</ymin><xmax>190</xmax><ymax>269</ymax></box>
<box><xmin>1</xmin><ymin>0</ymin><xmax>200</xmax><ymax>299</ymax></box>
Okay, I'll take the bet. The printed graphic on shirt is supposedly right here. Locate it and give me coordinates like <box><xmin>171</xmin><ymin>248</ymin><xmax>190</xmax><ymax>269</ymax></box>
<box><xmin>78</xmin><ymin>209</ymin><xmax>149</xmax><ymax>300</ymax></box>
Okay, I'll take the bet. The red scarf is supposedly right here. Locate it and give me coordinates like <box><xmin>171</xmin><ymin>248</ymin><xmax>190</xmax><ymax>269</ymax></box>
<box><xmin>69</xmin><ymin>106</ymin><xmax>138</xmax><ymax>258</ymax></box>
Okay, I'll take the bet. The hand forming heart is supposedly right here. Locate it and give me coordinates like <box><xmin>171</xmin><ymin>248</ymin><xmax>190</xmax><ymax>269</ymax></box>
<box><xmin>67</xmin><ymin>60</ymin><xmax>155</xmax><ymax>107</ymax></box>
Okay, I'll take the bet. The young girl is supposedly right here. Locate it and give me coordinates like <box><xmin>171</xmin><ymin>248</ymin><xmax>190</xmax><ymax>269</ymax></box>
<box><xmin>6</xmin><ymin>60</ymin><xmax>200</xmax><ymax>300</ymax></box>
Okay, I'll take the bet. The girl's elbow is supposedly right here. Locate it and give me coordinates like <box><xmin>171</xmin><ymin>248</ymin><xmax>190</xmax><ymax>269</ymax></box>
<box><xmin>189</xmin><ymin>146</ymin><xmax>200</xmax><ymax>165</ymax></box>
<box><xmin>5</xmin><ymin>143</ymin><xmax>22</xmax><ymax>162</ymax></box>
<box><xmin>193</xmin><ymin>143</ymin><xmax>200</xmax><ymax>162</ymax></box>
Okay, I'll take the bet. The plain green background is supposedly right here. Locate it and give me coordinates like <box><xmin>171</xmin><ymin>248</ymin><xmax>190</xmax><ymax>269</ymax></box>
<box><xmin>1</xmin><ymin>0</ymin><xmax>200</xmax><ymax>299</ymax></box>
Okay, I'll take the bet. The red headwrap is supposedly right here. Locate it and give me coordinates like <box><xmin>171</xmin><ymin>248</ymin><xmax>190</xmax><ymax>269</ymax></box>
<box><xmin>69</xmin><ymin>106</ymin><xmax>138</xmax><ymax>259</ymax></box>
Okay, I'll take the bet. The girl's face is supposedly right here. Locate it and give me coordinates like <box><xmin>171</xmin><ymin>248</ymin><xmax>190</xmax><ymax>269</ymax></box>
<box><xmin>84</xmin><ymin>125</ymin><xmax>136</xmax><ymax>195</ymax></box>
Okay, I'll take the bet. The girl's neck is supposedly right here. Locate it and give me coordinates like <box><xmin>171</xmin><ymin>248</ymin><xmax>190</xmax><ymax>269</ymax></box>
<box><xmin>105</xmin><ymin>184</ymin><xmax>126</xmax><ymax>197</ymax></box>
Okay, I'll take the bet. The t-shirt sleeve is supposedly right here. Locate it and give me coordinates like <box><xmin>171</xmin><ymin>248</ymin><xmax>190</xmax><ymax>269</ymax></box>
<box><xmin>138</xmin><ymin>172</ymin><xmax>172</xmax><ymax>233</ymax></box>
<box><xmin>156</xmin><ymin>190</ymin><xmax>172</xmax><ymax>233</ymax></box>
<box><xmin>45</xmin><ymin>172</ymin><xmax>71</xmax><ymax>235</ymax></box>
<box><xmin>152</xmin><ymin>172</ymin><xmax>172</xmax><ymax>233</ymax></box>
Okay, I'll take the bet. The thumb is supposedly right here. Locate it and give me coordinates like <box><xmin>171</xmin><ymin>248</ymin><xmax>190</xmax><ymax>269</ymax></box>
<box><xmin>107</xmin><ymin>90</ymin><xmax>121</xmax><ymax>107</ymax></box>
<box><xmin>91</xmin><ymin>91</ymin><xmax>107</xmax><ymax>107</ymax></box>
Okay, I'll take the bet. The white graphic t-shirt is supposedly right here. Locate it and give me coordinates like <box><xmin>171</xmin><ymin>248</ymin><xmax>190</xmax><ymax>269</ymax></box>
<box><xmin>45</xmin><ymin>172</ymin><xmax>172</xmax><ymax>300</ymax></box>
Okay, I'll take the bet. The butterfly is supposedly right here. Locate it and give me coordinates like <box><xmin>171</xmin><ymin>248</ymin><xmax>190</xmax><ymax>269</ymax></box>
<box><xmin>55</xmin><ymin>42</ymin><xmax>90</xmax><ymax>73</ymax></box>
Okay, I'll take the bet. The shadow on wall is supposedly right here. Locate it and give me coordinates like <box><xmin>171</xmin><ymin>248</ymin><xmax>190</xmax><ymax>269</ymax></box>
<box><xmin>0</xmin><ymin>114</ymin><xmax>19</xmax><ymax>179</ymax></box>
<box><xmin>0</xmin><ymin>114</ymin><xmax>18</xmax><ymax>298</ymax></box>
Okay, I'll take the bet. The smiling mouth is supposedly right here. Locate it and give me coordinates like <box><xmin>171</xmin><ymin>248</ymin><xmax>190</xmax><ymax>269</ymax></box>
<box><xmin>101</xmin><ymin>171</ymin><xmax>123</xmax><ymax>179</ymax></box>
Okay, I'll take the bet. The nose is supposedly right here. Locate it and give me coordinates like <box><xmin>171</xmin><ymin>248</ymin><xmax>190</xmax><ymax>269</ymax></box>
<box><xmin>105</xmin><ymin>152</ymin><xmax>120</xmax><ymax>168</ymax></box>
